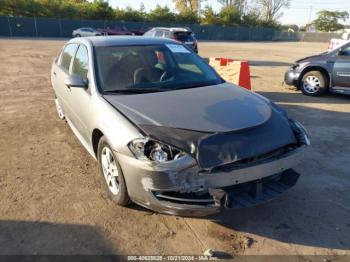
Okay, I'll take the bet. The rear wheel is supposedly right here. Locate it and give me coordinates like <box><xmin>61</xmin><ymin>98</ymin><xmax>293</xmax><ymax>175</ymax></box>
<box><xmin>75</xmin><ymin>34</ymin><xmax>81</xmax><ymax>37</ymax></box>
<box><xmin>300</xmin><ymin>71</ymin><xmax>327</xmax><ymax>96</ymax></box>
<box><xmin>97</xmin><ymin>136</ymin><xmax>131</xmax><ymax>206</ymax></box>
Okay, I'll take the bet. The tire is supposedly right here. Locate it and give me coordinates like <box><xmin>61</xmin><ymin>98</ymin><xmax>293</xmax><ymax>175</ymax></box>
<box><xmin>75</xmin><ymin>34</ymin><xmax>81</xmax><ymax>37</ymax></box>
<box><xmin>97</xmin><ymin>136</ymin><xmax>131</xmax><ymax>206</ymax></box>
<box><xmin>299</xmin><ymin>71</ymin><xmax>327</xmax><ymax>96</ymax></box>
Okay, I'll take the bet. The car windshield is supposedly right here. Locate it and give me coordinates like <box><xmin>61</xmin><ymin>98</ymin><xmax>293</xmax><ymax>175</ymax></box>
<box><xmin>95</xmin><ymin>44</ymin><xmax>222</xmax><ymax>93</ymax></box>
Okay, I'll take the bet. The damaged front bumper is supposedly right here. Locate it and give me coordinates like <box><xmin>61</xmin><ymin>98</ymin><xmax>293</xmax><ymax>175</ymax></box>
<box><xmin>117</xmin><ymin>146</ymin><xmax>305</xmax><ymax>217</ymax></box>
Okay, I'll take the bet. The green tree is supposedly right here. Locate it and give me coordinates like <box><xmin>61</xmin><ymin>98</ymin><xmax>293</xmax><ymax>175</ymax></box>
<box><xmin>0</xmin><ymin>0</ymin><xmax>44</xmax><ymax>17</ymax></box>
<box><xmin>115</xmin><ymin>6</ymin><xmax>144</xmax><ymax>22</ymax></box>
<box><xmin>147</xmin><ymin>5</ymin><xmax>176</xmax><ymax>22</ymax></box>
<box><xmin>218</xmin><ymin>0</ymin><xmax>246</xmax><ymax>16</ymax></box>
<box><xmin>218</xmin><ymin>5</ymin><xmax>241</xmax><ymax>25</ymax></box>
<box><xmin>314</xmin><ymin>10</ymin><xmax>349</xmax><ymax>32</ymax></box>
<box><xmin>241</xmin><ymin>9</ymin><xmax>261</xmax><ymax>26</ymax></box>
<box><xmin>88</xmin><ymin>0</ymin><xmax>114</xmax><ymax>20</ymax></box>
<box><xmin>176</xmin><ymin>9</ymin><xmax>199</xmax><ymax>23</ymax></box>
<box><xmin>201</xmin><ymin>6</ymin><xmax>220</xmax><ymax>25</ymax></box>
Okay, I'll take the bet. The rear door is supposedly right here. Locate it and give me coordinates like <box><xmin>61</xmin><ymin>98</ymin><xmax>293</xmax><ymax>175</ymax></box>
<box><xmin>52</xmin><ymin>43</ymin><xmax>78</xmax><ymax>119</ymax></box>
<box><xmin>333</xmin><ymin>44</ymin><xmax>350</xmax><ymax>89</ymax></box>
<box><xmin>66</xmin><ymin>44</ymin><xmax>91</xmax><ymax>142</ymax></box>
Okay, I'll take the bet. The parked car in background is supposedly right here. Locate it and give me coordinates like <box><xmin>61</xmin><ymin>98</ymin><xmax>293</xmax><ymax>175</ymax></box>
<box><xmin>144</xmin><ymin>27</ymin><xmax>198</xmax><ymax>53</ymax></box>
<box><xmin>51</xmin><ymin>36</ymin><xmax>309</xmax><ymax>216</ymax></box>
<box><xmin>285</xmin><ymin>42</ymin><xmax>350</xmax><ymax>96</ymax></box>
<box><xmin>129</xmin><ymin>25</ymin><xmax>151</xmax><ymax>36</ymax></box>
<box><xmin>328</xmin><ymin>33</ymin><xmax>350</xmax><ymax>52</ymax></box>
<box><xmin>98</xmin><ymin>25</ymin><xmax>134</xmax><ymax>36</ymax></box>
<box><xmin>72</xmin><ymin>27</ymin><xmax>102</xmax><ymax>37</ymax></box>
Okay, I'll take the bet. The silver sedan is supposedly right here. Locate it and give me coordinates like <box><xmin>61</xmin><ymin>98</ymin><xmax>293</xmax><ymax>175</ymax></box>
<box><xmin>72</xmin><ymin>27</ymin><xmax>102</xmax><ymax>37</ymax></box>
<box><xmin>51</xmin><ymin>36</ymin><xmax>309</xmax><ymax>216</ymax></box>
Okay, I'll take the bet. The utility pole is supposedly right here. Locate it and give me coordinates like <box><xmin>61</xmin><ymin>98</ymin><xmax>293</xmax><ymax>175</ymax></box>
<box><xmin>308</xmin><ymin>5</ymin><xmax>313</xmax><ymax>24</ymax></box>
<box><xmin>197</xmin><ymin>0</ymin><xmax>201</xmax><ymax>17</ymax></box>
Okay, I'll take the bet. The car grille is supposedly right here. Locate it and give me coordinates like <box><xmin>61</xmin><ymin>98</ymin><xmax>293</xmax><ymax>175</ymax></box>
<box><xmin>201</xmin><ymin>144</ymin><xmax>298</xmax><ymax>174</ymax></box>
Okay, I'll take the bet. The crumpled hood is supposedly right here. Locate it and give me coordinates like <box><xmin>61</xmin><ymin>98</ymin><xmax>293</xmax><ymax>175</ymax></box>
<box><xmin>104</xmin><ymin>83</ymin><xmax>272</xmax><ymax>133</ymax></box>
<box><xmin>104</xmin><ymin>83</ymin><xmax>297</xmax><ymax>169</ymax></box>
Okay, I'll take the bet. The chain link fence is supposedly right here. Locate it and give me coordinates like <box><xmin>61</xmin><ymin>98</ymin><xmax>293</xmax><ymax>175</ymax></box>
<box><xmin>0</xmin><ymin>16</ymin><xmax>341</xmax><ymax>42</ymax></box>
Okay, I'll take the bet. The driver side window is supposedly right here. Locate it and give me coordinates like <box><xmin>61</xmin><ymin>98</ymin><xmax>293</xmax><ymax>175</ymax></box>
<box><xmin>339</xmin><ymin>46</ymin><xmax>350</xmax><ymax>56</ymax></box>
<box><xmin>72</xmin><ymin>45</ymin><xmax>89</xmax><ymax>80</ymax></box>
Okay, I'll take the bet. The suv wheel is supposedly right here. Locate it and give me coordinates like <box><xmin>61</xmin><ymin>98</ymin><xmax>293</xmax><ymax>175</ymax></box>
<box><xmin>300</xmin><ymin>71</ymin><xmax>327</xmax><ymax>96</ymax></box>
<box><xmin>97</xmin><ymin>136</ymin><xmax>131</xmax><ymax>206</ymax></box>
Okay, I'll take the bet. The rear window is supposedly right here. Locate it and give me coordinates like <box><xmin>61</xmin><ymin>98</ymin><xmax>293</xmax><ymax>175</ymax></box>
<box><xmin>155</xmin><ymin>30</ymin><xmax>163</xmax><ymax>37</ymax></box>
<box><xmin>174</xmin><ymin>32</ymin><xmax>194</xmax><ymax>42</ymax></box>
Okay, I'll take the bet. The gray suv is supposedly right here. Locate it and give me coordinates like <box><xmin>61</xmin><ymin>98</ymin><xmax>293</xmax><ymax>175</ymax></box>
<box><xmin>144</xmin><ymin>27</ymin><xmax>198</xmax><ymax>53</ymax></box>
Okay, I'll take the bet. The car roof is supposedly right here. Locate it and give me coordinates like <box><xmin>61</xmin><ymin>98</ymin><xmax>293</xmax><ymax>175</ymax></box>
<box><xmin>69</xmin><ymin>36</ymin><xmax>178</xmax><ymax>47</ymax></box>
<box><xmin>152</xmin><ymin>27</ymin><xmax>191</xmax><ymax>32</ymax></box>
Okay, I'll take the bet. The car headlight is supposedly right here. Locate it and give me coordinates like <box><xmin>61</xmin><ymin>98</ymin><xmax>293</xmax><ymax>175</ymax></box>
<box><xmin>128</xmin><ymin>138</ymin><xmax>187</xmax><ymax>162</ymax></box>
<box><xmin>289</xmin><ymin>119</ymin><xmax>310</xmax><ymax>146</ymax></box>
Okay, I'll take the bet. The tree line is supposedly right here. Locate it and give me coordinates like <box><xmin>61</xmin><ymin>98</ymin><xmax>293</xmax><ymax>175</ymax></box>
<box><xmin>1</xmin><ymin>0</ymin><xmax>348</xmax><ymax>32</ymax></box>
<box><xmin>0</xmin><ymin>0</ymin><xmax>291</xmax><ymax>28</ymax></box>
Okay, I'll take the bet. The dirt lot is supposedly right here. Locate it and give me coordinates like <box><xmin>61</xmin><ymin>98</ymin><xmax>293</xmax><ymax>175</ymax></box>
<box><xmin>0</xmin><ymin>39</ymin><xmax>349</xmax><ymax>257</ymax></box>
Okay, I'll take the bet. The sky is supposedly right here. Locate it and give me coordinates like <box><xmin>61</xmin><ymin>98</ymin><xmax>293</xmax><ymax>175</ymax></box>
<box><xmin>108</xmin><ymin>0</ymin><xmax>350</xmax><ymax>26</ymax></box>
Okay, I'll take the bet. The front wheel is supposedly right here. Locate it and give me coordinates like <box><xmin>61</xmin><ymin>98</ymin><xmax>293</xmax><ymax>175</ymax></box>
<box><xmin>97</xmin><ymin>136</ymin><xmax>131</xmax><ymax>206</ymax></box>
<box><xmin>300</xmin><ymin>71</ymin><xmax>327</xmax><ymax>96</ymax></box>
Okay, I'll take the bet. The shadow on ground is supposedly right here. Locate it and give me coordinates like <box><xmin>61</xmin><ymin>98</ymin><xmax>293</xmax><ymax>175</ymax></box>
<box><xmin>259</xmin><ymin>90</ymin><xmax>350</xmax><ymax>104</ymax></box>
<box><xmin>0</xmin><ymin>220</ymin><xmax>117</xmax><ymax>255</ymax></box>
<box><xmin>249</xmin><ymin>61</ymin><xmax>293</xmax><ymax>67</ymax></box>
<box><xmin>208</xmin><ymin>92</ymin><xmax>350</xmax><ymax>251</ymax></box>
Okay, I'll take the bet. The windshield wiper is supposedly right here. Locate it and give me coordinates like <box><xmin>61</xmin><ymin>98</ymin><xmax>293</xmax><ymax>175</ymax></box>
<box><xmin>104</xmin><ymin>88</ymin><xmax>167</xmax><ymax>94</ymax></box>
<box><xmin>173</xmin><ymin>81</ymin><xmax>219</xmax><ymax>90</ymax></box>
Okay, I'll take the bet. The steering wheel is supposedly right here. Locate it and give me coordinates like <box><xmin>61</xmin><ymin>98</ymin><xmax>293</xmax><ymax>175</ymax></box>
<box><xmin>160</xmin><ymin>68</ymin><xmax>177</xmax><ymax>82</ymax></box>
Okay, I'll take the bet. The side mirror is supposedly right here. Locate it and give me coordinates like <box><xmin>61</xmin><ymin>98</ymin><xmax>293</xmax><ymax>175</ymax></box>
<box><xmin>64</xmin><ymin>74</ymin><xmax>88</xmax><ymax>88</ymax></box>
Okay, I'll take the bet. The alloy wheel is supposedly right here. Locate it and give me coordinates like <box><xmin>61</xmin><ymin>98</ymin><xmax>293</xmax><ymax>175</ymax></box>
<box><xmin>101</xmin><ymin>147</ymin><xmax>120</xmax><ymax>195</ymax></box>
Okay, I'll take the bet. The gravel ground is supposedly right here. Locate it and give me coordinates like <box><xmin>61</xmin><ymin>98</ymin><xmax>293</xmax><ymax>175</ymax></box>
<box><xmin>0</xmin><ymin>39</ymin><xmax>349</xmax><ymax>257</ymax></box>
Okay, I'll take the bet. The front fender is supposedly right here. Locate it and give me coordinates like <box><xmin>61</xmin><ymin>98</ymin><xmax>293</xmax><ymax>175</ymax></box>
<box><xmin>298</xmin><ymin>63</ymin><xmax>332</xmax><ymax>87</ymax></box>
<box><xmin>90</xmin><ymin>95</ymin><xmax>143</xmax><ymax>157</ymax></box>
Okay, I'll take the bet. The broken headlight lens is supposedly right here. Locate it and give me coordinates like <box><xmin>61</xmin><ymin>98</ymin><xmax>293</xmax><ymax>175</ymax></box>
<box><xmin>290</xmin><ymin>119</ymin><xmax>310</xmax><ymax>146</ymax></box>
<box><xmin>128</xmin><ymin>138</ymin><xmax>186</xmax><ymax>162</ymax></box>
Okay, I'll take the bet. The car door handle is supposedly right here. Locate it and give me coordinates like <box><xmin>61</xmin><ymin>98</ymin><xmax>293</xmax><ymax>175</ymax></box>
<box><xmin>53</xmin><ymin>71</ymin><xmax>56</xmax><ymax>76</ymax></box>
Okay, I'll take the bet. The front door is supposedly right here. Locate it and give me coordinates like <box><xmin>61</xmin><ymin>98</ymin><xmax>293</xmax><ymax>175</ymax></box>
<box><xmin>332</xmin><ymin>44</ymin><xmax>350</xmax><ymax>89</ymax></box>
